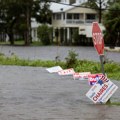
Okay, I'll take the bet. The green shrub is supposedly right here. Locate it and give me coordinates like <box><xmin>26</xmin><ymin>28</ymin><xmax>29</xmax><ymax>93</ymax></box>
<box><xmin>65</xmin><ymin>50</ymin><xmax>78</xmax><ymax>68</ymax></box>
<box><xmin>37</xmin><ymin>24</ymin><xmax>53</xmax><ymax>45</ymax></box>
<box><xmin>72</xmin><ymin>29</ymin><xmax>80</xmax><ymax>45</ymax></box>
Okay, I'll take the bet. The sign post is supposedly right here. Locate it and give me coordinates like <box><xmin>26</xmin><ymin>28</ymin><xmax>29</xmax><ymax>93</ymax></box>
<box><xmin>99</xmin><ymin>55</ymin><xmax>105</xmax><ymax>75</ymax></box>
<box><xmin>92</xmin><ymin>22</ymin><xmax>111</xmax><ymax>103</ymax></box>
<box><xmin>92</xmin><ymin>22</ymin><xmax>105</xmax><ymax>75</ymax></box>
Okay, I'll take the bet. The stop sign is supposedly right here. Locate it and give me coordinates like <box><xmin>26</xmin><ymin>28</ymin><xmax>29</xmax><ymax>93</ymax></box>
<box><xmin>92</xmin><ymin>22</ymin><xmax>104</xmax><ymax>55</ymax></box>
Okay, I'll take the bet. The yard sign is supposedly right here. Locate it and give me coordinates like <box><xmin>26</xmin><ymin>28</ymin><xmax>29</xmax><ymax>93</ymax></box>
<box><xmin>86</xmin><ymin>75</ymin><xmax>118</xmax><ymax>103</ymax></box>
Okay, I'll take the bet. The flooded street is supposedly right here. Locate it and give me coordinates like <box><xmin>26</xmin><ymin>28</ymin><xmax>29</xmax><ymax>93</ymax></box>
<box><xmin>0</xmin><ymin>46</ymin><xmax>120</xmax><ymax>63</ymax></box>
<box><xmin>0</xmin><ymin>66</ymin><xmax>120</xmax><ymax>120</ymax></box>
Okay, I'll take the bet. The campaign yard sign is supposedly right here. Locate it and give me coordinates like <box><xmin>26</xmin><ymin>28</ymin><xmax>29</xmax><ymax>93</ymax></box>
<box><xmin>88</xmin><ymin>73</ymin><xmax>103</xmax><ymax>85</ymax></box>
<box><xmin>58</xmin><ymin>68</ymin><xmax>75</xmax><ymax>75</ymax></box>
<box><xmin>86</xmin><ymin>75</ymin><xmax>118</xmax><ymax>103</ymax></box>
<box><xmin>92</xmin><ymin>22</ymin><xmax>104</xmax><ymax>55</ymax></box>
<box><xmin>73</xmin><ymin>72</ymin><xmax>91</xmax><ymax>80</ymax></box>
<box><xmin>46</xmin><ymin>66</ymin><xmax>63</xmax><ymax>73</ymax></box>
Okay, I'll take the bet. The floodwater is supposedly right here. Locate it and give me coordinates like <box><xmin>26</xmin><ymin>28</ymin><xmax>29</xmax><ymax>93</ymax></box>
<box><xmin>0</xmin><ymin>66</ymin><xmax>120</xmax><ymax>120</ymax></box>
<box><xmin>0</xmin><ymin>45</ymin><xmax>120</xmax><ymax>63</ymax></box>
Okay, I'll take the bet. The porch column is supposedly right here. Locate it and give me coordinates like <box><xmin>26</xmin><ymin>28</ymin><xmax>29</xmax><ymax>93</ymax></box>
<box><xmin>83</xmin><ymin>13</ymin><xmax>86</xmax><ymax>23</ymax></box>
<box><xmin>63</xmin><ymin>28</ymin><xmax>67</xmax><ymax>45</ymax></box>
<box><xmin>55</xmin><ymin>28</ymin><xmax>59</xmax><ymax>44</ymax></box>
<box><xmin>69</xmin><ymin>28</ymin><xmax>73</xmax><ymax>45</ymax></box>
<box><xmin>52</xmin><ymin>27</ymin><xmax>56</xmax><ymax>43</ymax></box>
<box><xmin>67</xmin><ymin>27</ymin><xmax>70</xmax><ymax>45</ymax></box>
<box><xmin>58</xmin><ymin>28</ymin><xmax>61</xmax><ymax>45</ymax></box>
<box><xmin>35</xmin><ymin>29</ymin><xmax>37</xmax><ymax>41</ymax></box>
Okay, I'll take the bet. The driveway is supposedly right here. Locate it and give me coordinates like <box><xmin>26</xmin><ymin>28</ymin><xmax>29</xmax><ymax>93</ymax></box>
<box><xmin>0</xmin><ymin>65</ymin><xmax>120</xmax><ymax>120</ymax></box>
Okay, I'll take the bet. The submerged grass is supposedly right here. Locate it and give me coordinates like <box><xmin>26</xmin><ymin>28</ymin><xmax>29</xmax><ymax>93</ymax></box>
<box><xmin>0</xmin><ymin>54</ymin><xmax>65</xmax><ymax>68</ymax></box>
<box><xmin>107</xmin><ymin>102</ymin><xmax>120</xmax><ymax>106</ymax></box>
<box><xmin>0</xmin><ymin>53</ymin><xmax>120</xmax><ymax>80</ymax></box>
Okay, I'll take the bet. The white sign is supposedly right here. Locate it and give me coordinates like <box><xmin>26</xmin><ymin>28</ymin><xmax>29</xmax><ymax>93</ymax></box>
<box><xmin>58</xmin><ymin>68</ymin><xmax>75</xmax><ymax>75</ymax></box>
<box><xmin>92</xmin><ymin>32</ymin><xmax>103</xmax><ymax>45</ymax></box>
<box><xmin>86</xmin><ymin>75</ymin><xmax>118</xmax><ymax>103</ymax></box>
<box><xmin>73</xmin><ymin>72</ymin><xmax>91</xmax><ymax>80</ymax></box>
<box><xmin>46</xmin><ymin>66</ymin><xmax>63</xmax><ymax>73</ymax></box>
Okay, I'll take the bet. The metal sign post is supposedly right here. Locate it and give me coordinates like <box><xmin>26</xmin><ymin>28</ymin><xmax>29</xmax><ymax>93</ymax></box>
<box><xmin>99</xmin><ymin>55</ymin><xmax>105</xmax><ymax>75</ymax></box>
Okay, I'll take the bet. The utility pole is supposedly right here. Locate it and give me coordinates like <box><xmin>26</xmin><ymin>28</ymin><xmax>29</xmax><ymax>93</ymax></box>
<box><xmin>98</xmin><ymin>0</ymin><xmax>102</xmax><ymax>23</ymax></box>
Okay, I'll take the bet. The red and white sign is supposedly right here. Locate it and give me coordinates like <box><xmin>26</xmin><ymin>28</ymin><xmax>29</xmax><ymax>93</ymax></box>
<box><xmin>58</xmin><ymin>68</ymin><xmax>75</xmax><ymax>75</ymax></box>
<box><xmin>86</xmin><ymin>75</ymin><xmax>118</xmax><ymax>103</ymax></box>
<box><xmin>73</xmin><ymin>72</ymin><xmax>91</xmax><ymax>80</ymax></box>
<box><xmin>92</xmin><ymin>22</ymin><xmax>104</xmax><ymax>55</ymax></box>
<box><xmin>88</xmin><ymin>73</ymin><xmax>103</xmax><ymax>85</ymax></box>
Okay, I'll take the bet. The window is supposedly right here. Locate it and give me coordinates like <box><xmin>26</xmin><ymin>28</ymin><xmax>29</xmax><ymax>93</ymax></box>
<box><xmin>79</xmin><ymin>14</ymin><xmax>83</xmax><ymax>19</ymax></box>
<box><xmin>86</xmin><ymin>14</ymin><xmax>96</xmax><ymax>19</ymax></box>
<box><xmin>63</xmin><ymin>13</ymin><xmax>65</xmax><ymax>19</ymax></box>
<box><xmin>70</xmin><ymin>0</ymin><xmax>76</xmax><ymax>4</ymax></box>
<box><xmin>53</xmin><ymin>14</ymin><xmax>56</xmax><ymax>20</ymax></box>
<box><xmin>56</xmin><ymin>13</ymin><xmax>61</xmax><ymax>20</ymax></box>
<box><xmin>73</xmin><ymin>14</ymin><xmax>79</xmax><ymax>19</ymax></box>
<box><xmin>67</xmin><ymin>13</ymin><xmax>72</xmax><ymax>19</ymax></box>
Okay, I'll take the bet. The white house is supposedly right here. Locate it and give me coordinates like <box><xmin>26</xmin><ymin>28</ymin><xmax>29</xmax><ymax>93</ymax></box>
<box><xmin>50</xmin><ymin>0</ymin><xmax>100</xmax><ymax>45</ymax></box>
<box><xmin>31</xmin><ymin>0</ymin><xmax>89</xmax><ymax>42</ymax></box>
<box><xmin>31</xmin><ymin>0</ymin><xmax>105</xmax><ymax>44</ymax></box>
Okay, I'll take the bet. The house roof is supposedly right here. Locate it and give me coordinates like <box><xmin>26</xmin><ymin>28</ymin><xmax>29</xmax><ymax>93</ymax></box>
<box><xmin>50</xmin><ymin>0</ymin><xmax>108</xmax><ymax>13</ymax></box>
<box><xmin>50</xmin><ymin>2</ymin><xmax>81</xmax><ymax>13</ymax></box>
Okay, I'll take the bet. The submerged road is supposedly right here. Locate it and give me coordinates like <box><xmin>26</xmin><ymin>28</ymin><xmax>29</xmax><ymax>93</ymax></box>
<box><xmin>0</xmin><ymin>65</ymin><xmax>120</xmax><ymax>120</ymax></box>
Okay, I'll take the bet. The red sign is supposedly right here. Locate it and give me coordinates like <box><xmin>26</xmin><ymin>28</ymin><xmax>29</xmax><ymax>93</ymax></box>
<box><xmin>92</xmin><ymin>22</ymin><xmax>104</xmax><ymax>55</ymax></box>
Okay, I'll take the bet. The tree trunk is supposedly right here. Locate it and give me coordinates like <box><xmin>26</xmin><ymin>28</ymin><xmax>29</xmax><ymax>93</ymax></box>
<box><xmin>99</xmin><ymin>0</ymin><xmax>102</xmax><ymax>23</ymax></box>
<box><xmin>25</xmin><ymin>5</ymin><xmax>31</xmax><ymax>46</ymax></box>
<box><xmin>8</xmin><ymin>31</ymin><xmax>14</xmax><ymax>45</ymax></box>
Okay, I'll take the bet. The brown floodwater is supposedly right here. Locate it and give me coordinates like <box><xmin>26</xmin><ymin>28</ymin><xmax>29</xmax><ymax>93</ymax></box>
<box><xmin>0</xmin><ymin>66</ymin><xmax>120</xmax><ymax>120</ymax></box>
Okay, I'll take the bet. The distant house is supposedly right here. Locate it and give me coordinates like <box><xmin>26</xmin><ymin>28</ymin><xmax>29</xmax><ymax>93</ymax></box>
<box><xmin>31</xmin><ymin>0</ymin><xmax>105</xmax><ymax>45</ymax></box>
<box><xmin>50</xmin><ymin>0</ymin><xmax>105</xmax><ymax>45</ymax></box>
<box><xmin>31</xmin><ymin>19</ymin><xmax>41</xmax><ymax>41</ymax></box>
<box><xmin>30</xmin><ymin>0</ymin><xmax>88</xmax><ymax>42</ymax></box>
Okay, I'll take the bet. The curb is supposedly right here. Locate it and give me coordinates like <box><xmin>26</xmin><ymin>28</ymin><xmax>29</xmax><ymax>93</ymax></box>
<box><xmin>105</xmin><ymin>47</ymin><xmax>120</xmax><ymax>52</ymax></box>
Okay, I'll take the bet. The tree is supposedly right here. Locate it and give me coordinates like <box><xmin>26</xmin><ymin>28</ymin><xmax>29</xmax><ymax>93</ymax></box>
<box><xmin>82</xmin><ymin>0</ymin><xmax>107</xmax><ymax>23</ymax></box>
<box><xmin>18</xmin><ymin>0</ymin><xmax>34</xmax><ymax>45</ymax></box>
<box><xmin>0</xmin><ymin>0</ymin><xmax>30</xmax><ymax>45</ymax></box>
<box><xmin>103</xmin><ymin>2</ymin><xmax>120</xmax><ymax>46</ymax></box>
<box><xmin>0</xmin><ymin>0</ymin><xmax>24</xmax><ymax>44</ymax></box>
<box><xmin>0</xmin><ymin>1</ymin><xmax>6</xmax><ymax>41</ymax></box>
<box><xmin>20</xmin><ymin>0</ymin><xmax>52</xmax><ymax>45</ymax></box>
<box><xmin>0</xmin><ymin>0</ymin><xmax>52</xmax><ymax>45</ymax></box>
<box><xmin>37</xmin><ymin>24</ymin><xmax>52</xmax><ymax>45</ymax></box>
<box><xmin>107</xmin><ymin>0</ymin><xmax>120</xmax><ymax>6</ymax></box>
<box><xmin>32</xmin><ymin>0</ymin><xmax>52</xmax><ymax>24</ymax></box>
